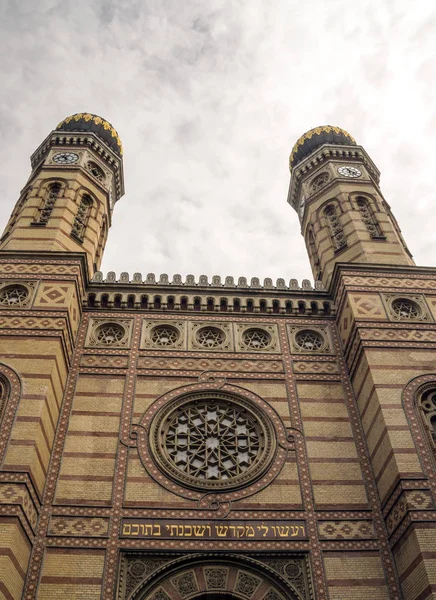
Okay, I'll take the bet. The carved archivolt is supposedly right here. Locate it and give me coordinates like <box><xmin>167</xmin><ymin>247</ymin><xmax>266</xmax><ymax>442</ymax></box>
<box><xmin>118</xmin><ymin>553</ymin><xmax>312</xmax><ymax>600</ymax></box>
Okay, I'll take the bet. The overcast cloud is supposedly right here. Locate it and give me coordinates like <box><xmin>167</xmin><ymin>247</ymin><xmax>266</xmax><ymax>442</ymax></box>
<box><xmin>0</xmin><ymin>0</ymin><xmax>435</xmax><ymax>284</ymax></box>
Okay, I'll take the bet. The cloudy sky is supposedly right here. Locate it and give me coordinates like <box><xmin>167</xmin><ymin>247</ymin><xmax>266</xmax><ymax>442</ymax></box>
<box><xmin>1</xmin><ymin>0</ymin><xmax>435</xmax><ymax>285</ymax></box>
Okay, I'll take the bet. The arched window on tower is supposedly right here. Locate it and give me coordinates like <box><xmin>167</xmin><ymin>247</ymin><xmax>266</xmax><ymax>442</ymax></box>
<box><xmin>0</xmin><ymin>374</ymin><xmax>10</xmax><ymax>426</ymax></box>
<box><xmin>307</xmin><ymin>227</ymin><xmax>321</xmax><ymax>279</ymax></box>
<box><xmin>95</xmin><ymin>216</ymin><xmax>107</xmax><ymax>270</ymax></box>
<box><xmin>324</xmin><ymin>203</ymin><xmax>347</xmax><ymax>251</ymax></box>
<box><xmin>355</xmin><ymin>196</ymin><xmax>383</xmax><ymax>238</ymax></box>
<box><xmin>35</xmin><ymin>182</ymin><xmax>62</xmax><ymax>225</ymax></box>
<box><xmin>418</xmin><ymin>386</ymin><xmax>436</xmax><ymax>458</ymax></box>
<box><xmin>71</xmin><ymin>194</ymin><xmax>92</xmax><ymax>242</ymax></box>
<box><xmin>2</xmin><ymin>192</ymin><xmax>29</xmax><ymax>240</ymax></box>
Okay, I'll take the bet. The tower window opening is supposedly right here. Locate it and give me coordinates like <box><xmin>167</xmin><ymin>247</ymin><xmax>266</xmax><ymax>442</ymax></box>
<box><xmin>101</xmin><ymin>294</ymin><xmax>109</xmax><ymax>308</ymax></box>
<box><xmin>272</xmin><ymin>300</ymin><xmax>280</xmax><ymax>314</ymax></box>
<box><xmin>153</xmin><ymin>296</ymin><xmax>161</xmax><ymax>310</ymax></box>
<box><xmin>259</xmin><ymin>300</ymin><xmax>267</xmax><ymax>313</ymax></box>
<box><xmin>325</xmin><ymin>203</ymin><xmax>347</xmax><ymax>250</ymax></box>
<box><xmin>88</xmin><ymin>294</ymin><xmax>96</xmax><ymax>308</ymax></box>
<box><xmin>37</xmin><ymin>183</ymin><xmax>61</xmax><ymax>225</ymax></box>
<box><xmin>246</xmin><ymin>299</ymin><xmax>254</xmax><ymax>313</ymax></box>
<box><xmin>285</xmin><ymin>301</ymin><xmax>293</xmax><ymax>314</ymax></box>
<box><xmin>71</xmin><ymin>194</ymin><xmax>92</xmax><ymax>241</ymax></box>
<box><xmin>167</xmin><ymin>296</ymin><xmax>175</xmax><ymax>310</ymax></box>
<box><xmin>194</xmin><ymin>297</ymin><xmax>201</xmax><ymax>311</ymax></box>
<box><xmin>180</xmin><ymin>297</ymin><xmax>188</xmax><ymax>311</ymax></box>
<box><xmin>114</xmin><ymin>294</ymin><xmax>122</xmax><ymax>309</ymax></box>
<box><xmin>141</xmin><ymin>295</ymin><xmax>148</xmax><ymax>309</ymax></box>
<box><xmin>127</xmin><ymin>295</ymin><xmax>135</xmax><ymax>309</ymax></box>
<box><xmin>356</xmin><ymin>197</ymin><xmax>383</xmax><ymax>238</ymax></box>
<box><xmin>207</xmin><ymin>298</ymin><xmax>214</xmax><ymax>311</ymax></box>
<box><xmin>233</xmin><ymin>298</ymin><xmax>241</xmax><ymax>312</ymax></box>
<box><xmin>220</xmin><ymin>298</ymin><xmax>228</xmax><ymax>312</ymax></box>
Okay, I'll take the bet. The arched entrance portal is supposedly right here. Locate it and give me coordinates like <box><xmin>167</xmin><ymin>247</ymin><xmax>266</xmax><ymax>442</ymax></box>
<box><xmin>122</xmin><ymin>554</ymin><xmax>310</xmax><ymax>600</ymax></box>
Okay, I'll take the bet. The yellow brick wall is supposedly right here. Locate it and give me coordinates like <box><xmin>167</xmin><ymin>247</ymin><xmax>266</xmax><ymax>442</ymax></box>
<box><xmin>37</xmin><ymin>548</ymin><xmax>105</xmax><ymax>600</ymax></box>
<box><xmin>1</xmin><ymin>337</ymin><xmax>68</xmax><ymax>497</ymax></box>
<box><xmin>393</xmin><ymin>524</ymin><xmax>436</xmax><ymax>600</ymax></box>
<box><xmin>0</xmin><ymin>518</ymin><xmax>31</xmax><ymax>600</ymax></box>
<box><xmin>323</xmin><ymin>552</ymin><xmax>389</xmax><ymax>600</ymax></box>
<box><xmin>297</xmin><ymin>381</ymin><xmax>369</xmax><ymax>508</ymax></box>
<box><xmin>55</xmin><ymin>374</ymin><xmax>124</xmax><ymax>505</ymax></box>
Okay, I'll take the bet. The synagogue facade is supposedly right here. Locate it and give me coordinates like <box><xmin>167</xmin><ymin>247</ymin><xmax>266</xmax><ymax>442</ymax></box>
<box><xmin>0</xmin><ymin>114</ymin><xmax>435</xmax><ymax>600</ymax></box>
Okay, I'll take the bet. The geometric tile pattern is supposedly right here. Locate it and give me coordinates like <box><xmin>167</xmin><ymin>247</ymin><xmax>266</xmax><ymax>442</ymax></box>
<box><xmin>386</xmin><ymin>490</ymin><xmax>433</xmax><ymax>535</ymax></box>
<box><xmin>318</xmin><ymin>520</ymin><xmax>375</xmax><ymax>539</ymax></box>
<box><xmin>48</xmin><ymin>516</ymin><xmax>109</xmax><ymax>537</ymax></box>
<box><xmin>0</xmin><ymin>483</ymin><xmax>38</xmax><ymax>530</ymax></box>
<box><xmin>137</xmin><ymin>356</ymin><xmax>284</xmax><ymax>373</ymax></box>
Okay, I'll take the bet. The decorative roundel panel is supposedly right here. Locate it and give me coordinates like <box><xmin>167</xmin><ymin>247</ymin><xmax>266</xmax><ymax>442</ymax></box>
<box><xmin>135</xmin><ymin>385</ymin><xmax>290</xmax><ymax>502</ymax></box>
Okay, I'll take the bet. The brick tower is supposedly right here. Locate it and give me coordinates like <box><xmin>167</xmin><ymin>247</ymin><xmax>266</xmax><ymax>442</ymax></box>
<box><xmin>0</xmin><ymin>119</ymin><xmax>434</xmax><ymax>600</ymax></box>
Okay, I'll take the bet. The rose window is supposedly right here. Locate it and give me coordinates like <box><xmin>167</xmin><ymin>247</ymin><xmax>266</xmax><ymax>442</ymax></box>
<box><xmin>0</xmin><ymin>285</ymin><xmax>29</xmax><ymax>307</ymax></box>
<box><xmin>86</xmin><ymin>161</ymin><xmax>105</xmax><ymax>182</ymax></box>
<box><xmin>150</xmin><ymin>393</ymin><xmax>275</xmax><ymax>490</ymax></box>
<box><xmin>95</xmin><ymin>322</ymin><xmax>125</xmax><ymax>345</ymax></box>
<box><xmin>151</xmin><ymin>325</ymin><xmax>179</xmax><ymax>347</ymax></box>
<box><xmin>295</xmin><ymin>329</ymin><xmax>324</xmax><ymax>351</ymax></box>
<box><xmin>243</xmin><ymin>328</ymin><xmax>271</xmax><ymax>350</ymax></box>
<box><xmin>311</xmin><ymin>172</ymin><xmax>329</xmax><ymax>192</ymax></box>
<box><xmin>196</xmin><ymin>326</ymin><xmax>225</xmax><ymax>348</ymax></box>
<box><xmin>391</xmin><ymin>298</ymin><xmax>420</xmax><ymax>319</ymax></box>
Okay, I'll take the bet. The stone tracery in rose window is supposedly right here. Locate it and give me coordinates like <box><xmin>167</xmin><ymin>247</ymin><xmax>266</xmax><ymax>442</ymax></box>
<box><xmin>242</xmin><ymin>328</ymin><xmax>271</xmax><ymax>350</ymax></box>
<box><xmin>391</xmin><ymin>298</ymin><xmax>421</xmax><ymax>320</ymax></box>
<box><xmin>0</xmin><ymin>285</ymin><xmax>29</xmax><ymax>307</ymax></box>
<box><xmin>95</xmin><ymin>322</ymin><xmax>126</xmax><ymax>345</ymax></box>
<box><xmin>151</xmin><ymin>325</ymin><xmax>180</xmax><ymax>347</ymax></box>
<box><xmin>164</xmin><ymin>401</ymin><xmax>260</xmax><ymax>481</ymax></box>
<box><xmin>310</xmin><ymin>171</ymin><xmax>329</xmax><ymax>193</ymax></box>
<box><xmin>295</xmin><ymin>329</ymin><xmax>323</xmax><ymax>351</ymax></box>
<box><xmin>196</xmin><ymin>326</ymin><xmax>225</xmax><ymax>348</ymax></box>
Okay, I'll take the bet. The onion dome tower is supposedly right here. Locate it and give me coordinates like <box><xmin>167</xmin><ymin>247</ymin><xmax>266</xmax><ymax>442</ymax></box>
<box><xmin>0</xmin><ymin>112</ymin><xmax>125</xmax><ymax>275</ymax></box>
<box><xmin>287</xmin><ymin>125</ymin><xmax>413</xmax><ymax>288</ymax></box>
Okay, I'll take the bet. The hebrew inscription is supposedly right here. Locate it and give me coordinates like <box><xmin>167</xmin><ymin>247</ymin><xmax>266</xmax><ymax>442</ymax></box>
<box><xmin>121</xmin><ymin>519</ymin><xmax>306</xmax><ymax>540</ymax></box>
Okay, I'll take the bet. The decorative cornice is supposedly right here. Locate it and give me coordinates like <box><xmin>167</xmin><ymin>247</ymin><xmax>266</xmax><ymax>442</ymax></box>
<box><xmin>91</xmin><ymin>271</ymin><xmax>325</xmax><ymax>291</ymax></box>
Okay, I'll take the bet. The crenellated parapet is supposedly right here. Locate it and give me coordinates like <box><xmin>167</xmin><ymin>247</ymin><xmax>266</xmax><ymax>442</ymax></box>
<box><xmin>86</xmin><ymin>271</ymin><xmax>333</xmax><ymax>315</ymax></box>
<box><xmin>91</xmin><ymin>271</ymin><xmax>325</xmax><ymax>290</ymax></box>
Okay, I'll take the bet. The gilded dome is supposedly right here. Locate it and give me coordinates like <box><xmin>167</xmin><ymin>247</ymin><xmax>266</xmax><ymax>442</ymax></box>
<box><xmin>56</xmin><ymin>113</ymin><xmax>122</xmax><ymax>156</ymax></box>
<box><xmin>289</xmin><ymin>125</ymin><xmax>356</xmax><ymax>170</ymax></box>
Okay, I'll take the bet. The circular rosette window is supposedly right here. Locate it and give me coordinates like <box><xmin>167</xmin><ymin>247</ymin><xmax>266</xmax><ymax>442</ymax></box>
<box><xmin>148</xmin><ymin>392</ymin><xmax>277</xmax><ymax>494</ymax></box>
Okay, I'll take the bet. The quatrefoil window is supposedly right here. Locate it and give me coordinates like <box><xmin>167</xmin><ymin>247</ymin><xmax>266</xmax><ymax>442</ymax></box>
<box><xmin>95</xmin><ymin>322</ymin><xmax>126</xmax><ymax>345</ymax></box>
<box><xmin>295</xmin><ymin>329</ymin><xmax>324</xmax><ymax>351</ymax></box>
<box><xmin>150</xmin><ymin>392</ymin><xmax>275</xmax><ymax>491</ymax></box>
<box><xmin>196</xmin><ymin>326</ymin><xmax>225</xmax><ymax>348</ymax></box>
<box><xmin>0</xmin><ymin>285</ymin><xmax>29</xmax><ymax>307</ymax></box>
<box><xmin>391</xmin><ymin>298</ymin><xmax>421</xmax><ymax>320</ymax></box>
<box><xmin>151</xmin><ymin>325</ymin><xmax>180</xmax><ymax>347</ymax></box>
<box><xmin>242</xmin><ymin>328</ymin><xmax>271</xmax><ymax>350</ymax></box>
